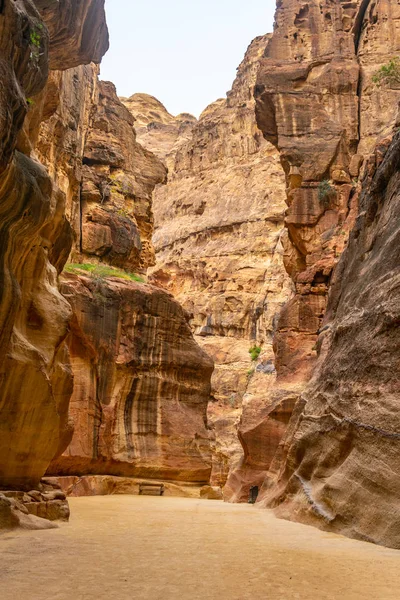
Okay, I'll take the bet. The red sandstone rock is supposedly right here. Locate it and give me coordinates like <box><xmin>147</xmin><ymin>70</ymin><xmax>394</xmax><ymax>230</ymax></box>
<box><xmin>126</xmin><ymin>36</ymin><xmax>292</xmax><ymax>489</ymax></box>
<box><xmin>0</xmin><ymin>0</ymin><xmax>108</xmax><ymax>525</ymax></box>
<box><xmin>0</xmin><ymin>1</ymin><xmax>108</xmax><ymax>493</ymax></box>
<box><xmin>48</xmin><ymin>274</ymin><xmax>213</xmax><ymax>484</ymax></box>
<box><xmin>252</xmin><ymin>0</ymin><xmax>400</xmax><ymax>548</ymax></box>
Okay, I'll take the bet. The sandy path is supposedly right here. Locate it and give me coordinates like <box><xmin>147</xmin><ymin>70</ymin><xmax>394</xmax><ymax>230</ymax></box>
<box><xmin>0</xmin><ymin>496</ymin><xmax>399</xmax><ymax>600</ymax></box>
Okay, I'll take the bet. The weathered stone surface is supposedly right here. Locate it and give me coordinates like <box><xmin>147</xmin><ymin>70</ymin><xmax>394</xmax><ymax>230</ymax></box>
<box><xmin>79</xmin><ymin>82</ymin><xmax>167</xmax><ymax>271</ymax></box>
<box><xmin>121</xmin><ymin>93</ymin><xmax>197</xmax><ymax>169</ymax></box>
<box><xmin>48</xmin><ymin>274</ymin><xmax>213</xmax><ymax>484</ymax></box>
<box><xmin>36</xmin><ymin>0</ymin><xmax>109</xmax><ymax>69</ymax></box>
<box><xmin>252</xmin><ymin>0</ymin><xmax>400</xmax><ymax>547</ymax></box>
<box><xmin>254</xmin><ymin>0</ymin><xmax>400</xmax><ymax>387</ymax></box>
<box><xmin>0</xmin><ymin>493</ymin><xmax>60</xmax><ymax>531</ymax></box>
<box><xmin>0</xmin><ymin>0</ymin><xmax>108</xmax><ymax>494</ymax></box>
<box><xmin>0</xmin><ymin>475</ymin><xmax>68</xmax><ymax>530</ymax></box>
<box><xmin>37</xmin><ymin>67</ymin><xmax>210</xmax><ymax>487</ymax></box>
<box><xmin>224</xmin><ymin>378</ymin><xmax>300</xmax><ymax>503</ymax></box>
<box><xmin>200</xmin><ymin>485</ymin><xmax>223</xmax><ymax>500</ymax></box>
<box><xmin>260</xmin><ymin>130</ymin><xmax>400</xmax><ymax>548</ymax></box>
<box><xmin>127</xmin><ymin>36</ymin><xmax>292</xmax><ymax>489</ymax></box>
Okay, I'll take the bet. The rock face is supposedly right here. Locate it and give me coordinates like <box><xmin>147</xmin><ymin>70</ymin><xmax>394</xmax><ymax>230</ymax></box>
<box><xmin>253</xmin><ymin>0</ymin><xmax>400</xmax><ymax>546</ymax></box>
<box><xmin>78</xmin><ymin>83</ymin><xmax>167</xmax><ymax>271</ymax></box>
<box><xmin>0</xmin><ymin>0</ymin><xmax>108</xmax><ymax>508</ymax></box>
<box><xmin>261</xmin><ymin>129</ymin><xmax>400</xmax><ymax>548</ymax></box>
<box><xmin>36</xmin><ymin>57</ymin><xmax>212</xmax><ymax>488</ymax></box>
<box><xmin>121</xmin><ymin>93</ymin><xmax>197</xmax><ymax>169</ymax></box>
<box><xmin>126</xmin><ymin>36</ymin><xmax>293</xmax><ymax>489</ymax></box>
<box><xmin>48</xmin><ymin>274</ymin><xmax>213</xmax><ymax>484</ymax></box>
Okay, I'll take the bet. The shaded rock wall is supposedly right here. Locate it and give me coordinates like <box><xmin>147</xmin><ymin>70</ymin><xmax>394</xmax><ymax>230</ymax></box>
<box><xmin>0</xmin><ymin>0</ymin><xmax>108</xmax><ymax>493</ymax></box>
<box><xmin>261</xmin><ymin>128</ymin><xmax>400</xmax><ymax>548</ymax></box>
<box><xmin>48</xmin><ymin>275</ymin><xmax>213</xmax><ymax>483</ymax></box>
<box><xmin>35</xmin><ymin>55</ymin><xmax>212</xmax><ymax>488</ymax></box>
<box><xmin>254</xmin><ymin>0</ymin><xmax>400</xmax><ymax>546</ymax></box>
<box><xmin>126</xmin><ymin>36</ymin><xmax>293</xmax><ymax>489</ymax></box>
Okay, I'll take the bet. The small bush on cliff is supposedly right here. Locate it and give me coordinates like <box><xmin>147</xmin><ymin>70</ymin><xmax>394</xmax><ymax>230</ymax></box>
<box><xmin>64</xmin><ymin>263</ymin><xmax>144</xmax><ymax>283</ymax></box>
<box><xmin>318</xmin><ymin>180</ymin><xmax>334</xmax><ymax>207</ymax></box>
<box><xmin>372</xmin><ymin>57</ymin><xmax>400</xmax><ymax>87</ymax></box>
<box><xmin>30</xmin><ymin>30</ymin><xmax>41</xmax><ymax>48</ymax></box>
<box><xmin>249</xmin><ymin>345</ymin><xmax>262</xmax><ymax>362</ymax></box>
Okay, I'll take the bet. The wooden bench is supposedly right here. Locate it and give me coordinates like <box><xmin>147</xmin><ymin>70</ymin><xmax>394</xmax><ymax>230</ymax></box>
<box><xmin>139</xmin><ymin>482</ymin><xmax>165</xmax><ymax>496</ymax></box>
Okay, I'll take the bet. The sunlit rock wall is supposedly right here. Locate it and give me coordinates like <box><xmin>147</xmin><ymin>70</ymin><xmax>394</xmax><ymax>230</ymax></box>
<box><xmin>125</xmin><ymin>36</ymin><xmax>293</xmax><ymax>490</ymax></box>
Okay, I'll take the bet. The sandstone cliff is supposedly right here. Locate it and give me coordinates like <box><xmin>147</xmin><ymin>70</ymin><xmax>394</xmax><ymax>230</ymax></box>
<box><xmin>33</xmin><ymin>56</ymin><xmax>213</xmax><ymax>493</ymax></box>
<box><xmin>253</xmin><ymin>0</ymin><xmax>400</xmax><ymax>547</ymax></box>
<box><xmin>260</xmin><ymin>130</ymin><xmax>400</xmax><ymax>548</ymax></box>
<box><xmin>40</xmin><ymin>75</ymin><xmax>213</xmax><ymax>491</ymax></box>
<box><xmin>0</xmin><ymin>0</ymin><xmax>108</xmax><ymax>527</ymax></box>
<box><xmin>48</xmin><ymin>275</ymin><xmax>213</xmax><ymax>484</ymax></box>
<box><xmin>126</xmin><ymin>36</ymin><xmax>293</xmax><ymax>490</ymax></box>
<box><xmin>0</xmin><ymin>0</ymin><xmax>212</xmax><ymax>529</ymax></box>
<box><xmin>121</xmin><ymin>93</ymin><xmax>197</xmax><ymax>170</ymax></box>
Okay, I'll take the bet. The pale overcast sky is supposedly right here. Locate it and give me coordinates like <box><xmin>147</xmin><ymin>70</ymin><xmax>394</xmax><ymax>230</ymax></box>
<box><xmin>100</xmin><ymin>0</ymin><xmax>276</xmax><ymax>118</ymax></box>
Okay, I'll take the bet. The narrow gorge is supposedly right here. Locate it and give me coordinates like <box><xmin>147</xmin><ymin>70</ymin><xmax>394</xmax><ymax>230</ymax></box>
<box><xmin>0</xmin><ymin>0</ymin><xmax>400</xmax><ymax>572</ymax></box>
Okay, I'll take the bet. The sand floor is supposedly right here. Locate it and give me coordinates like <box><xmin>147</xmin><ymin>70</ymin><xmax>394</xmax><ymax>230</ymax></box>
<box><xmin>1</xmin><ymin>496</ymin><xmax>399</xmax><ymax>600</ymax></box>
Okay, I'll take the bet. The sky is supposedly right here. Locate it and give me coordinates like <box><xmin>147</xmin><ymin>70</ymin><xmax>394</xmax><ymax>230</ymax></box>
<box><xmin>100</xmin><ymin>0</ymin><xmax>276</xmax><ymax>118</ymax></box>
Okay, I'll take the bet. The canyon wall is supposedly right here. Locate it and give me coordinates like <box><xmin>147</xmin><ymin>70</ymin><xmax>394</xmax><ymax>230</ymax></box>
<box><xmin>254</xmin><ymin>0</ymin><xmax>400</xmax><ymax>547</ymax></box>
<box><xmin>41</xmin><ymin>63</ymin><xmax>213</xmax><ymax>491</ymax></box>
<box><xmin>0</xmin><ymin>0</ymin><xmax>213</xmax><ymax>528</ymax></box>
<box><xmin>0</xmin><ymin>0</ymin><xmax>108</xmax><ymax>527</ymax></box>
<box><xmin>125</xmin><ymin>36</ymin><xmax>293</xmax><ymax>490</ymax></box>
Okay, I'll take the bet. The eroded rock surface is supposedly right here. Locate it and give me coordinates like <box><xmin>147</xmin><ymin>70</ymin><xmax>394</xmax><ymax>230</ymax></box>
<box><xmin>127</xmin><ymin>36</ymin><xmax>292</xmax><ymax>489</ymax></box>
<box><xmin>48</xmin><ymin>275</ymin><xmax>213</xmax><ymax>484</ymax></box>
<box><xmin>0</xmin><ymin>0</ymin><xmax>107</xmax><ymax>492</ymax></box>
<box><xmin>121</xmin><ymin>93</ymin><xmax>197</xmax><ymax>169</ymax></box>
<box><xmin>0</xmin><ymin>0</ymin><xmax>108</xmax><ymax>527</ymax></box>
<box><xmin>36</xmin><ymin>70</ymin><xmax>213</xmax><ymax>488</ymax></box>
<box><xmin>252</xmin><ymin>0</ymin><xmax>400</xmax><ymax>546</ymax></box>
<box><xmin>260</xmin><ymin>130</ymin><xmax>400</xmax><ymax>548</ymax></box>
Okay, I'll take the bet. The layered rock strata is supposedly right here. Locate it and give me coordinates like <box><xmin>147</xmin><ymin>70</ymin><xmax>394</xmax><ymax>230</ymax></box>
<box><xmin>121</xmin><ymin>93</ymin><xmax>197</xmax><ymax>170</ymax></box>
<box><xmin>0</xmin><ymin>0</ymin><xmax>108</xmax><ymax>528</ymax></box>
<box><xmin>36</xmin><ymin>60</ymin><xmax>212</xmax><ymax>489</ymax></box>
<box><xmin>48</xmin><ymin>274</ymin><xmax>213</xmax><ymax>484</ymax></box>
<box><xmin>126</xmin><ymin>36</ymin><xmax>293</xmax><ymax>490</ymax></box>
<box><xmin>253</xmin><ymin>0</ymin><xmax>400</xmax><ymax>546</ymax></box>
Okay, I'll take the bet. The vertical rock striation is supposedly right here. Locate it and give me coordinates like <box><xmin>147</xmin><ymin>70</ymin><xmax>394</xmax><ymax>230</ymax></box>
<box><xmin>0</xmin><ymin>0</ymin><xmax>212</xmax><ymax>512</ymax></box>
<box><xmin>254</xmin><ymin>0</ymin><xmax>400</xmax><ymax>546</ymax></box>
<box><xmin>39</xmin><ymin>67</ymin><xmax>213</xmax><ymax>491</ymax></box>
<box><xmin>0</xmin><ymin>0</ymin><xmax>107</xmax><ymax>488</ymax></box>
<box><xmin>48</xmin><ymin>275</ymin><xmax>213</xmax><ymax>484</ymax></box>
<box><xmin>126</xmin><ymin>36</ymin><xmax>293</xmax><ymax>490</ymax></box>
<box><xmin>0</xmin><ymin>0</ymin><xmax>108</xmax><ymax>526</ymax></box>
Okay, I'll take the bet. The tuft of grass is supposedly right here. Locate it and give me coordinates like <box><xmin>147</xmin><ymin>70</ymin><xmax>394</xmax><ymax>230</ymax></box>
<box><xmin>318</xmin><ymin>179</ymin><xmax>335</xmax><ymax>207</ymax></box>
<box><xmin>249</xmin><ymin>345</ymin><xmax>262</xmax><ymax>362</ymax></box>
<box><xmin>63</xmin><ymin>263</ymin><xmax>144</xmax><ymax>282</ymax></box>
<box><xmin>372</xmin><ymin>57</ymin><xmax>400</xmax><ymax>87</ymax></box>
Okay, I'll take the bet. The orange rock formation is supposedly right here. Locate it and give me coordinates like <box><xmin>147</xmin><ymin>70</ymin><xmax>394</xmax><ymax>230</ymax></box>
<box><xmin>253</xmin><ymin>0</ymin><xmax>400</xmax><ymax>547</ymax></box>
<box><xmin>0</xmin><ymin>0</ymin><xmax>108</xmax><ymax>528</ymax></box>
<box><xmin>125</xmin><ymin>36</ymin><xmax>293</xmax><ymax>491</ymax></box>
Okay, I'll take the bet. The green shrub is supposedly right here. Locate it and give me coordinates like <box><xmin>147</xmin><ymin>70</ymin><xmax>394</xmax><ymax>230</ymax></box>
<box><xmin>372</xmin><ymin>57</ymin><xmax>400</xmax><ymax>87</ymax></box>
<box><xmin>63</xmin><ymin>263</ymin><xmax>144</xmax><ymax>282</ymax></box>
<box><xmin>249</xmin><ymin>345</ymin><xmax>262</xmax><ymax>362</ymax></box>
<box><xmin>318</xmin><ymin>180</ymin><xmax>334</xmax><ymax>207</ymax></box>
<box><xmin>30</xmin><ymin>30</ymin><xmax>41</xmax><ymax>48</ymax></box>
